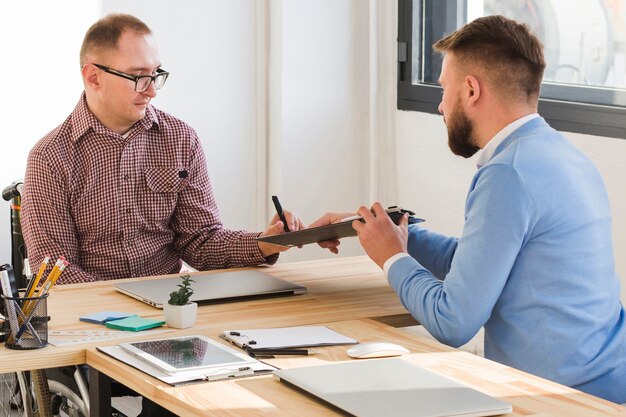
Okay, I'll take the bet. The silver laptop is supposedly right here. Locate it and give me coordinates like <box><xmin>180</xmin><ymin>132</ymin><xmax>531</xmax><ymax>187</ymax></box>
<box><xmin>114</xmin><ymin>270</ymin><xmax>306</xmax><ymax>308</ymax></box>
<box><xmin>274</xmin><ymin>358</ymin><xmax>512</xmax><ymax>417</ymax></box>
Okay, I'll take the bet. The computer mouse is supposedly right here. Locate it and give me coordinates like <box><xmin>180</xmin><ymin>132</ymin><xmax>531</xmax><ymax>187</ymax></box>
<box><xmin>346</xmin><ymin>342</ymin><xmax>410</xmax><ymax>359</ymax></box>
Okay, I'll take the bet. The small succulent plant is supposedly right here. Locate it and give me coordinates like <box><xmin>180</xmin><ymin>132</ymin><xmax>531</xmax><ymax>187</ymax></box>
<box><xmin>168</xmin><ymin>274</ymin><xmax>195</xmax><ymax>306</ymax></box>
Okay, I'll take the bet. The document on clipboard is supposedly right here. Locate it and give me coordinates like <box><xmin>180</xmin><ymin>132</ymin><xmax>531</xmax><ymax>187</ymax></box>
<box><xmin>257</xmin><ymin>206</ymin><xmax>424</xmax><ymax>247</ymax></box>
<box><xmin>221</xmin><ymin>325</ymin><xmax>358</xmax><ymax>352</ymax></box>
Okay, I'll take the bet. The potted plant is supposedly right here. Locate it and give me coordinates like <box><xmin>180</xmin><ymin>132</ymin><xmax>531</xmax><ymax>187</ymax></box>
<box><xmin>163</xmin><ymin>274</ymin><xmax>197</xmax><ymax>329</ymax></box>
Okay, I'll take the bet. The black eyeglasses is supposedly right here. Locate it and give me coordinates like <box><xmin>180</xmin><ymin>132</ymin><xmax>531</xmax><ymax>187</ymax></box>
<box><xmin>93</xmin><ymin>64</ymin><xmax>169</xmax><ymax>92</ymax></box>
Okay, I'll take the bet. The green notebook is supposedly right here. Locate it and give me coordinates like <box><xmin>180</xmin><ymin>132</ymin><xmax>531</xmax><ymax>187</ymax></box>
<box><xmin>105</xmin><ymin>315</ymin><xmax>165</xmax><ymax>332</ymax></box>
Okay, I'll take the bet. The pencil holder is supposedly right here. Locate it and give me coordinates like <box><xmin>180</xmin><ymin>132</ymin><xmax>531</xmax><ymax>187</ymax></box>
<box><xmin>1</xmin><ymin>293</ymin><xmax>49</xmax><ymax>349</ymax></box>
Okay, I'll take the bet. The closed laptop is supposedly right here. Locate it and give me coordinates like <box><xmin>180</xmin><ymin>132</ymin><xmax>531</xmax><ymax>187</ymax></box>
<box><xmin>115</xmin><ymin>270</ymin><xmax>306</xmax><ymax>308</ymax></box>
<box><xmin>274</xmin><ymin>358</ymin><xmax>512</xmax><ymax>417</ymax></box>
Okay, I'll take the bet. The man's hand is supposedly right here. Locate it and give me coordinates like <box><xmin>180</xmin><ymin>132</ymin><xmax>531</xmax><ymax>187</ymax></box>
<box><xmin>257</xmin><ymin>210</ymin><xmax>306</xmax><ymax>257</ymax></box>
<box><xmin>353</xmin><ymin>202</ymin><xmax>408</xmax><ymax>268</ymax></box>
<box><xmin>308</xmin><ymin>211</ymin><xmax>357</xmax><ymax>254</ymax></box>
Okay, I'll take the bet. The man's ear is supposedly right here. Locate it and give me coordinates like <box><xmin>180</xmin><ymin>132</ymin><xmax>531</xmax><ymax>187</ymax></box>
<box><xmin>82</xmin><ymin>64</ymin><xmax>101</xmax><ymax>90</ymax></box>
<box><xmin>464</xmin><ymin>75</ymin><xmax>481</xmax><ymax>106</ymax></box>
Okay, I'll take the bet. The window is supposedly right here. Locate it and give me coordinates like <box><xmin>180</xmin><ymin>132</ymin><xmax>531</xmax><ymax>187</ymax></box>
<box><xmin>398</xmin><ymin>0</ymin><xmax>626</xmax><ymax>140</ymax></box>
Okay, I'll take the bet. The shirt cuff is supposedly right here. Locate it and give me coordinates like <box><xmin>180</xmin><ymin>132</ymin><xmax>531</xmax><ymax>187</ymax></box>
<box><xmin>383</xmin><ymin>253</ymin><xmax>411</xmax><ymax>278</ymax></box>
<box><xmin>264</xmin><ymin>252</ymin><xmax>280</xmax><ymax>265</ymax></box>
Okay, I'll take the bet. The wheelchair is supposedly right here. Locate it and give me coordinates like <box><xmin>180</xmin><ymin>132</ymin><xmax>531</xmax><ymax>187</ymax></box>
<box><xmin>1</xmin><ymin>182</ymin><xmax>89</xmax><ymax>417</ymax></box>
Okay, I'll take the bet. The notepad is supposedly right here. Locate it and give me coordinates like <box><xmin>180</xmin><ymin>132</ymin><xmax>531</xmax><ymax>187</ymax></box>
<box><xmin>79</xmin><ymin>311</ymin><xmax>134</xmax><ymax>324</ymax></box>
<box><xmin>221</xmin><ymin>326</ymin><xmax>357</xmax><ymax>350</ymax></box>
<box><xmin>105</xmin><ymin>316</ymin><xmax>165</xmax><ymax>331</ymax></box>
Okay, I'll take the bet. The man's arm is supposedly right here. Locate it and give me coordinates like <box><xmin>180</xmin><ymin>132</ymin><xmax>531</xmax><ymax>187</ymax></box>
<box><xmin>21</xmin><ymin>148</ymin><xmax>98</xmax><ymax>284</ymax></box>
<box><xmin>363</xmin><ymin>165</ymin><xmax>532</xmax><ymax>347</ymax></box>
<box><xmin>406</xmin><ymin>226</ymin><xmax>459</xmax><ymax>280</ymax></box>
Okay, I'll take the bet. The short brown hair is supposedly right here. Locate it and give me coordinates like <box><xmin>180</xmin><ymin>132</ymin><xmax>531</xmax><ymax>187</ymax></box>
<box><xmin>434</xmin><ymin>15</ymin><xmax>546</xmax><ymax>101</ymax></box>
<box><xmin>79</xmin><ymin>13</ymin><xmax>152</xmax><ymax>67</ymax></box>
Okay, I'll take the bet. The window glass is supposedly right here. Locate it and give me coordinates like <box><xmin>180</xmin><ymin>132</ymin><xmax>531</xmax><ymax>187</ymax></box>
<box><xmin>412</xmin><ymin>0</ymin><xmax>626</xmax><ymax>107</ymax></box>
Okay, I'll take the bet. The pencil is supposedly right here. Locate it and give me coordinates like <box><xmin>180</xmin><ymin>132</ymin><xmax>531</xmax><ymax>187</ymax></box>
<box><xmin>25</xmin><ymin>255</ymin><xmax>50</xmax><ymax>298</ymax></box>
<box><xmin>46</xmin><ymin>260</ymin><xmax>69</xmax><ymax>292</ymax></box>
<box><xmin>36</xmin><ymin>257</ymin><xmax>64</xmax><ymax>297</ymax></box>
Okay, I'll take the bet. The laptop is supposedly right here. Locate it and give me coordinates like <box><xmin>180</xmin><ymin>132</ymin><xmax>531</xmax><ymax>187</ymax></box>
<box><xmin>114</xmin><ymin>270</ymin><xmax>306</xmax><ymax>308</ymax></box>
<box><xmin>274</xmin><ymin>358</ymin><xmax>512</xmax><ymax>417</ymax></box>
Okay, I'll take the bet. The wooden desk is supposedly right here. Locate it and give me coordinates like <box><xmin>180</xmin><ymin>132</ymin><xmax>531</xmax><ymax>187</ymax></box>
<box><xmin>2</xmin><ymin>256</ymin><xmax>624</xmax><ymax>416</ymax></box>
<box><xmin>87</xmin><ymin>319</ymin><xmax>625</xmax><ymax>417</ymax></box>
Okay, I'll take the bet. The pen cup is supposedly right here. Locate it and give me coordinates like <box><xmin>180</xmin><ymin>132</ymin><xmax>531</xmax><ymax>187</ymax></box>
<box><xmin>1</xmin><ymin>293</ymin><xmax>49</xmax><ymax>349</ymax></box>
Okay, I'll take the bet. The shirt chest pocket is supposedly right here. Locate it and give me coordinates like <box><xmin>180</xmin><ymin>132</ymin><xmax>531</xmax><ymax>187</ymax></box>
<box><xmin>142</xmin><ymin>168</ymin><xmax>190</xmax><ymax>227</ymax></box>
<box><xmin>145</xmin><ymin>168</ymin><xmax>189</xmax><ymax>193</ymax></box>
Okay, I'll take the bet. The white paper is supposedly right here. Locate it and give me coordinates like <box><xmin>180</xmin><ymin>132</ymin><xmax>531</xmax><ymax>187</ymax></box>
<box><xmin>222</xmin><ymin>326</ymin><xmax>357</xmax><ymax>349</ymax></box>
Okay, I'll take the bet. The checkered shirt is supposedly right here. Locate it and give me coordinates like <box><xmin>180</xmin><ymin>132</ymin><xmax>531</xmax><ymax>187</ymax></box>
<box><xmin>21</xmin><ymin>94</ymin><xmax>276</xmax><ymax>284</ymax></box>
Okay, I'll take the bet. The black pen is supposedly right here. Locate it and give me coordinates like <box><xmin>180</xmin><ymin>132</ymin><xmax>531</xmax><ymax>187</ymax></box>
<box><xmin>271</xmin><ymin>195</ymin><xmax>291</xmax><ymax>232</ymax></box>
<box><xmin>246</xmin><ymin>347</ymin><xmax>310</xmax><ymax>357</ymax></box>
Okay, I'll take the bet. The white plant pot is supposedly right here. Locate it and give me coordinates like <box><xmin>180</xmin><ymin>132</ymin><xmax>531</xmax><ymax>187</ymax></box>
<box><xmin>163</xmin><ymin>302</ymin><xmax>198</xmax><ymax>329</ymax></box>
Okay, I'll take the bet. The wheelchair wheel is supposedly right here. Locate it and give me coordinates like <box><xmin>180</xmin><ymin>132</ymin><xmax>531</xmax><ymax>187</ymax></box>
<box><xmin>0</xmin><ymin>371</ymin><xmax>33</xmax><ymax>417</ymax></box>
<box><xmin>47</xmin><ymin>379</ymin><xmax>87</xmax><ymax>417</ymax></box>
<box><xmin>0</xmin><ymin>369</ymin><xmax>83</xmax><ymax>417</ymax></box>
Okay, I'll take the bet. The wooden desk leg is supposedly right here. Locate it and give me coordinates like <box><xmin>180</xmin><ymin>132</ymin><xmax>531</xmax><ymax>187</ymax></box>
<box><xmin>89</xmin><ymin>366</ymin><xmax>112</xmax><ymax>417</ymax></box>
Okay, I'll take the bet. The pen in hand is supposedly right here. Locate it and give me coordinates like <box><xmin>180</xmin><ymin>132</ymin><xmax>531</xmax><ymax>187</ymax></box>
<box><xmin>271</xmin><ymin>195</ymin><xmax>291</xmax><ymax>232</ymax></box>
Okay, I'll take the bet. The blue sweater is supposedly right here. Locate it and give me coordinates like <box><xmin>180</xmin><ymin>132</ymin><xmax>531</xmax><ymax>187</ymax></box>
<box><xmin>389</xmin><ymin>117</ymin><xmax>626</xmax><ymax>403</ymax></box>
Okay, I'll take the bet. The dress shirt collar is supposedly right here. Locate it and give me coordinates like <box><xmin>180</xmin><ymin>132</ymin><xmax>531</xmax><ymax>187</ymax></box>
<box><xmin>69</xmin><ymin>92</ymin><xmax>159</xmax><ymax>143</ymax></box>
<box><xmin>476</xmin><ymin>113</ymin><xmax>539</xmax><ymax>168</ymax></box>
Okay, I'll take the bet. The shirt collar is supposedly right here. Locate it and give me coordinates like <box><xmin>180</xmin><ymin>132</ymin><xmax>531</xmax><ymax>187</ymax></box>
<box><xmin>69</xmin><ymin>92</ymin><xmax>159</xmax><ymax>143</ymax></box>
<box><xmin>476</xmin><ymin>113</ymin><xmax>539</xmax><ymax>168</ymax></box>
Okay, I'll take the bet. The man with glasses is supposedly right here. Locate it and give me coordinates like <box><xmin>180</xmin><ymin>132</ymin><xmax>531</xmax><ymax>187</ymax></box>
<box><xmin>22</xmin><ymin>13</ymin><xmax>300</xmax><ymax>287</ymax></box>
<box><xmin>21</xmin><ymin>13</ymin><xmax>303</xmax><ymax>417</ymax></box>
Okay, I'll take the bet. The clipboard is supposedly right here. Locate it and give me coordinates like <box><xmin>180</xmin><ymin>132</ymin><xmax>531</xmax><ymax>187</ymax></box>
<box><xmin>257</xmin><ymin>206</ymin><xmax>424</xmax><ymax>247</ymax></box>
<box><xmin>97</xmin><ymin>344</ymin><xmax>276</xmax><ymax>385</ymax></box>
<box><xmin>221</xmin><ymin>325</ymin><xmax>357</xmax><ymax>351</ymax></box>
<box><xmin>98</xmin><ymin>334</ymin><xmax>277</xmax><ymax>385</ymax></box>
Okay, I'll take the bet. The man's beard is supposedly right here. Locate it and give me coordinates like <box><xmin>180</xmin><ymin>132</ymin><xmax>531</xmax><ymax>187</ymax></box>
<box><xmin>446</xmin><ymin>105</ymin><xmax>480</xmax><ymax>158</ymax></box>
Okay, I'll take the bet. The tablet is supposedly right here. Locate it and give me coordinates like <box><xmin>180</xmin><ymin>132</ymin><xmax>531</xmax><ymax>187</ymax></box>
<box><xmin>257</xmin><ymin>207</ymin><xmax>424</xmax><ymax>247</ymax></box>
<box><xmin>119</xmin><ymin>335</ymin><xmax>256</xmax><ymax>374</ymax></box>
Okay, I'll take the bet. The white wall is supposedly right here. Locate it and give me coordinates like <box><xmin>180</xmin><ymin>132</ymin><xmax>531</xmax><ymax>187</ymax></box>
<box><xmin>0</xmin><ymin>1</ymin><xmax>99</xmax><ymax>266</ymax></box>
<box><xmin>275</xmin><ymin>0</ymin><xmax>371</xmax><ymax>262</ymax></box>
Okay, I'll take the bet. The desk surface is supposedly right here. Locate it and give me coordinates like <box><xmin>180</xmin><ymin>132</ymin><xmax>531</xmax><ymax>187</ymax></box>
<box><xmin>2</xmin><ymin>256</ymin><xmax>625</xmax><ymax>416</ymax></box>
<box><xmin>1</xmin><ymin>256</ymin><xmax>413</xmax><ymax>373</ymax></box>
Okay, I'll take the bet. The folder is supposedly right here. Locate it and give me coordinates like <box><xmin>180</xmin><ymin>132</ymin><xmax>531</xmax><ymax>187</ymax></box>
<box><xmin>257</xmin><ymin>206</ymin><xmax>424</xmax><ymax>247</ymax></box>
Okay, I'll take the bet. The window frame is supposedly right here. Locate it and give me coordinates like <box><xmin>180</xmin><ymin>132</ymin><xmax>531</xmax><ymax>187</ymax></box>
<box><xmin>397</xmin><ymin>0</ymin><xmax>626</xmax><ymax>140</ymax></box>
